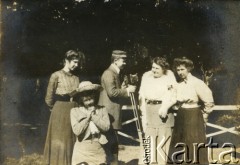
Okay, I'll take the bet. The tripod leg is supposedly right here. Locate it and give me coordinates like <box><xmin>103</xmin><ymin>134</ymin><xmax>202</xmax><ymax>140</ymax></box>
<box><xmin>130</xmin><ymin>93</ymin><xmax>143</xmax><ymax>135</ymax></box>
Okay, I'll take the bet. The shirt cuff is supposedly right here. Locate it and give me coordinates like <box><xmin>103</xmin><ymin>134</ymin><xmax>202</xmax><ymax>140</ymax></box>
<box><xmin>126</xmin><ymin>88</ymin><xmax>130</xmax><ymax>96</ymax></box>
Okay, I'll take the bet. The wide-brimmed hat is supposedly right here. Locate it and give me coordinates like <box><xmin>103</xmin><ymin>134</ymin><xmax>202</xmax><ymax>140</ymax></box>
<box><xmin>76</xmin><ymin>81</ymin><xmax>102</xmax><ymax>94</ymax></box>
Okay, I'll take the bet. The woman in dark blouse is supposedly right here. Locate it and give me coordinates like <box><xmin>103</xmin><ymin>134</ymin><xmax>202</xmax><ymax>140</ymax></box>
<box><xmin>44</xmin><ymin>50</ymin><xmax>84</xmax><ymax>165</ymax></box>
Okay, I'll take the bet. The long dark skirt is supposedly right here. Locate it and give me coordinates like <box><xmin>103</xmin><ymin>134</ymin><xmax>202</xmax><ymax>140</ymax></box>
<box><xmin>168</xmin><ymin>107</ymin><xmax>208</xmax><ymax>165</ymax></box>
<box><xmin>44</xmin><ymin>101</ymin><xmax>77</xmax><ymax>165</ymax></box>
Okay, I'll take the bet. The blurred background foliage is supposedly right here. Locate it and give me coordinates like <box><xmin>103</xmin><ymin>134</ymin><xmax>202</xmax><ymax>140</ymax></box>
<box><xmin>1</xmin><ymin>0</ymin><xmax>225</xmax><ymax>76</ymax></box>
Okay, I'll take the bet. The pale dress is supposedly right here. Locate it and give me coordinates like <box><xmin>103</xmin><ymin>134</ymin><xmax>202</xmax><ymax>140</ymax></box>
<box><xmin>71</xmin><ymin>106</ymin><xmax>110</xmax><ymax>165</ymax></box>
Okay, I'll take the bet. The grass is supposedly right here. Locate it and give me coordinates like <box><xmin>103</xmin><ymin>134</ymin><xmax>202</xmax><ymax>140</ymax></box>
<box><xmin>3</xmin><ymin>153</ymin><xmax>45</xmax><ymax>165</ymax></box>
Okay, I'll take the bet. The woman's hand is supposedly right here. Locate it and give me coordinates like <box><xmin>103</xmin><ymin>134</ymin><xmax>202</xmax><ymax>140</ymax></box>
<box><xmin>204</xmin><ymin>103</ymin><xmax>214</xmax><ymax>114</ymax></box>
<box><xmin>158</xmin><ymin>109</ymin><xmax>168</xmax><ymax>119</ymax></box>
<box><xmin>177</xmin><ymin>98</ymin><xmax>194</xmax><ymax>104</ymax></box>
<box><xmin>88</xmin><ymin>106</ymin><xmax>96</xmax><ymax>114</ymax></box>
<box><xmin>184</xmin><ymin>99</ymin><xmax>194</xmax><ymax>103</ymax></box>
<box><xmin>202</xmin><ymin>112</ymin><xmax>209</xmax><ymax>124</ymax></box>
<box><xmin>86</xmin><ymin>106</ymin><xmax>96</xmax><ymax>120</ymax></box>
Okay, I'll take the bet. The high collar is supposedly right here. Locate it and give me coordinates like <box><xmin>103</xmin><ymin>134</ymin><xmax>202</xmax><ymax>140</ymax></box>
<box><xmin>181</xmin><ymin>73</ymin><xmax>193</xmax><ymax>83</ymax></box>
<box><xmin>110</xmin><ymin>64</ymin><xmax>120</xmax><ymax>74</ymax></box>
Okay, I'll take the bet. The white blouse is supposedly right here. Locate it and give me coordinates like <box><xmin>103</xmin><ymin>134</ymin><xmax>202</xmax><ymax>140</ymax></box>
<box><xmin>139</xmin><ymin>70</ymin><xmax>177</xmax><ymax>100</ymax></box>
<box><xmin>177</xmin><ymin>73</ymin><xmax>214</xmax><ymax>112</ymax></box>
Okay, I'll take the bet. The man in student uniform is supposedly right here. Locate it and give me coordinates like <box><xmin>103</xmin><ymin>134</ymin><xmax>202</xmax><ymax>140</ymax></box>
<box><xmin>98</xmin><ymin>50</ymin><xmax>136</xmax><ymax>165</ymax></box>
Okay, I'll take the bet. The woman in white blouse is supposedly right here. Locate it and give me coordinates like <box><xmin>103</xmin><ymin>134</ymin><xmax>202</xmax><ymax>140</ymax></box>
<box><xmin>139</xmin><ymin>57</ymin><xmax>177</xmax><ymax>165</ymax></box>
<box><xmin>70</xmin><ymin>81</ymin><xmax>110</xmax><ymax>165</ymax></box>
<box><xmin>168</xmin><ymin>57</ymin><xmax>214</xmax><ymax>164</ymax></box>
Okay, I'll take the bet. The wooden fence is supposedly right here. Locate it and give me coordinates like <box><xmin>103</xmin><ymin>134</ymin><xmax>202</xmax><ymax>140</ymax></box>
<box><xmin>118</xmin><ymin>105</ymin><xmax>240</xmax><ymax>142</ymax></box>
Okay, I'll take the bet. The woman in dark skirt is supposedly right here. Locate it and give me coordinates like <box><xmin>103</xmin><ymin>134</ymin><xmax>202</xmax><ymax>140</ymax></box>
<box><xmin>44</xmin><ymin>50</ymin><xmax>84</xmax><ymax>165</ymax></box>
<box><xmin>168</xmin><ymin>57</ymin><xmax>214</xmax><ymax>164</ymax></box>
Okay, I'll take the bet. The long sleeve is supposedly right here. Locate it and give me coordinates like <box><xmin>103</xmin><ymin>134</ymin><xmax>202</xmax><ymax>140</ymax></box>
<box><xmin>45</xmin><ymin>73</ymin><xmax>58</xmax><ymax>108</ymax></box>
<box><xmin>163</xmin><ymin>70</ymin><xmax>178</xmax><ymax>107</ymax></box>
<box><xmin>158</xmin><ymin>74</ymin><xmax>177</xmax><ymax>116</ymax></box>
<box><xmin>139</xmin><ymin>73</ymin><xmax>146</xmax><ymax>98</ymax></box>
<box><xmin>195</xmin><ymin>81</ymin><xmax>214</xmax><ymax>113</ymax></box>
<box><xmin>102</xmin><ymin>70</ymin><xmax>128</xmax><ymax>98</ymax></box>
<box><xmin>70</xmin><ymin>108</ymin><xmax>90</xmax><ymax>136</ymax></box>
<box><xmin>177</xmin><ymin>74</ymin><xmax>215</xmax><ymax>113</ymax></box>
<box><xmin>91</xmin><ymin>108</ymin><xmax>110</xmax><ymax>132</ymax></box>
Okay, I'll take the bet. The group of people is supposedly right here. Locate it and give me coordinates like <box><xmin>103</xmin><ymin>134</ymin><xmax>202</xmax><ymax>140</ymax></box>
<box><xmin>139</xmin><ymin>56</ymin><xmax>214</xmax><ymax>165</ymax></box>
<box><xmin>43</xmin><ymin>49</ymin><xmax>214</xmax><ymax>165</ymax></box>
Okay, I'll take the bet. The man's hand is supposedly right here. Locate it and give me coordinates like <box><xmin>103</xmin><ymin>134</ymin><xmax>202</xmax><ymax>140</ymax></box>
<box><xmin>121</xmin><ymin>81</ymin><xmax>128</xmax><ymax>89</ymax></box>
<box><xmin>127</xmin><ymin>85</ymin><xmax>136</xmax><ymax>93</ymax></box>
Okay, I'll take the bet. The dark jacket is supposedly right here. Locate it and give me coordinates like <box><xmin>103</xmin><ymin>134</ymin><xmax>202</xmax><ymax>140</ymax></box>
<box><xmin>98</xmin><ymin>65</ymin><xmax>129</xmax><ymax>129</ymax></box>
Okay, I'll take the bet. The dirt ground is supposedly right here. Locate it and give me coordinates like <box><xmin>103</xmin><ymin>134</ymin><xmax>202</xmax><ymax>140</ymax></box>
<box><xmin>118</xmin><ymin>145</ymin><xmax>140</xmax><ymax>164</ymax></box>
<box><xmin>119</xmin><ymin>146</ymin><xmax>240</xmax><ymax>165</ymax></box>
<box><xmin>3</xmin><ymin>145</ymin><xmax>240</xmax><ymax>164</ymax></box>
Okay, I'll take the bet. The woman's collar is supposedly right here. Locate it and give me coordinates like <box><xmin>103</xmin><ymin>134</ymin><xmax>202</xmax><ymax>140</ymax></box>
<box><xmin>61</xmin><ymin>69</ymin><xmax>73</xmax><ymax>76</ymax></box>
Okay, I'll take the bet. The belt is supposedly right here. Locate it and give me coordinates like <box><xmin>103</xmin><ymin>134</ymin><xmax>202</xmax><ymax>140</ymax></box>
<box><xmin>145</xmin><ymin>99</ymin><xmax>162</xmax><ymax>105</ymax></box>
<box><xmin>85</xmin><ymin>134</ymin><xmax>100</xmax><ymax>143</ymax></box>
<box><xmin>55</xmin><ymin>94</ymin><xmax>71</xmax><ymax>102</ymax></box>
<box><xmin>181</xmin><ymin>103</ymin><xmax>200</xmax><ymax>109</ymax></box>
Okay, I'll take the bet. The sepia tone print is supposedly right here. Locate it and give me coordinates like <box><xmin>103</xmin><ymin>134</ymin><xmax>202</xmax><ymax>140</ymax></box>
<box><xmin>1</xmin><ymin>0</ymin><xmax>240</xmax><ymax>164</ymax></box>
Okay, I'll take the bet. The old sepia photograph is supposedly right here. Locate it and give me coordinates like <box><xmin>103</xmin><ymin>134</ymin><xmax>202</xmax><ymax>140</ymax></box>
<box><xmin>1</xmin><ymin>0</ymin><xmax>240</xmax><ymax>164</ymax></box>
